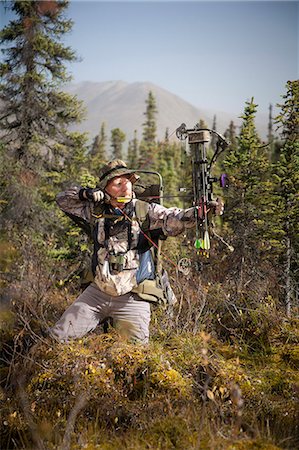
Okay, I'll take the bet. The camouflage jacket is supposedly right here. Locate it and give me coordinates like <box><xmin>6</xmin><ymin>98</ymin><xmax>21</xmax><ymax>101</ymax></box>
<box><xmin>56</xmin><ymin>186</ymin><xmax>197</xmax><ymax>296</ymax></box>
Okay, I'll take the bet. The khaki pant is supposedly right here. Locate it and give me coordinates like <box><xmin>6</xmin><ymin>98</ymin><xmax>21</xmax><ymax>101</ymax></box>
<box><xmin>50</xmin><ymin>283</ymin><xmax>151</xmax><ymax>344</ymax></box>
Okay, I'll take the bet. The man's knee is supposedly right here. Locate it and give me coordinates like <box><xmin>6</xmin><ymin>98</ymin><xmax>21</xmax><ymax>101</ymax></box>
<box><xmin>50</xmin><ymin>301</ymin><xmax>99</xmax><ymax>341</ymax></box>
<box><xmin>114</xmin><ymin>303</ymin><xmax>150</xmax><ymax>344</ymax></box>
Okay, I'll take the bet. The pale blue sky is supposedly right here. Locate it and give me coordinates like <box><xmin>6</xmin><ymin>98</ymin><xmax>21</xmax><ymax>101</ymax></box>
<box><xmin>1</xmin><ymin>1</ymin><xmax>298</xmax><ymax>118</ymax></box>
<box><xmin>64</xmin><ymin>0</ymin><xmax>298</xmax><ymax>117</ymax></box>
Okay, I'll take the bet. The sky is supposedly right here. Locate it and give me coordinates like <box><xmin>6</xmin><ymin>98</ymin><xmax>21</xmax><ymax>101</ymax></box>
<box><xmin>1</xmin><ymin>0</ymin><xmax>298</xmax><ymax>119</ymax></box>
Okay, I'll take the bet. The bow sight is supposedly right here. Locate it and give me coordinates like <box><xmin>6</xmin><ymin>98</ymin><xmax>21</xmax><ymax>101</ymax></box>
<box><xmin>176</xmin><ymin>123</ymin><xmax>230</xmax><ymax>263</ymax></box>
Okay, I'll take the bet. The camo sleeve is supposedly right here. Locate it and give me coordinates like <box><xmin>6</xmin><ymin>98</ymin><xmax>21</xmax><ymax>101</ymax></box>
<box><xmin>148</xmin><ymin>203</ymin><xmax>198</xmax><ymax>237</ymax></box>
<box><xmin>56</xmin><ymin>186</ymin><xmax>92</xmax><ymax>222</ymax></box>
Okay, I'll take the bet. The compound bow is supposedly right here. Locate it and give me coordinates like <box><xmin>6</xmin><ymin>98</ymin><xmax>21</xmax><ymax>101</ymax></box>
<box><xmin>176</xmin><ymin>123</ymin><xmax>232</xmax><ymax>270</ymax></box>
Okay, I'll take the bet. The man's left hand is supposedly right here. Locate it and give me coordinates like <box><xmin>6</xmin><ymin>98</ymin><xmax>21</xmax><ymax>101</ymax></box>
<box><xmin>209</xmin><ymin>198</ymin><xmax>224</xmax><ymax>216</ymax></box>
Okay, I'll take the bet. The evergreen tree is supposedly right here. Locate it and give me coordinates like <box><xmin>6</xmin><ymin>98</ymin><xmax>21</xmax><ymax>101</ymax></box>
<box><xmin>0</xmin><ymin>0</ymin><xmax>86</xmax><ymax>169</ymax></box>
<box><xmin>224</xmin><ymin>121</ymin><xmax>238</xmax><ymax>153</ymax></box>
<box><xmin>110</xmin><ymin>128</ymin><xmax>126</xmax><ymax>160</ymax></box>
<box><xmin>155</xmin><ymin>138</ymin><xmax>184</xmax><ymax>207</ymax></box>
<box><xmin>142</xmin><ymin>90</ymin><xmax>157</xmax><ymax>143</ymax></box>
<box><xmin>212</xmin><ymin>115</ymin><xmax>217</xmax><ymax>131</ymax></box>
<box><xmin>164</xmin><ymin>127</ymin><xmax>169</xmax><ymax>142</ymax></box>
<box><xmin>266</xmin><ymin>103</ymin><xmax>284</xmax><ymax>164</ymax></box>
<box><xmin>139</xmin><ymin>91</ymin><xmax>158</xmax><ymax>167</ymax></box>
<box><xmin>273</xmin><ymin>80</ymin><xmax>299</xmax><ymax>314</ymax></box>
<box><xmin>89</xmin><ymin>121</ymin><xmax>107</xmax><ymax>172</ymax></box>
<box><xmin>211</xmin><ymin>115</ymin><xmax>217</xmax><ymax>149</ymax></box>
<box><xmin>222</xmin><ymin>98</ymin><xmax>272</xmax><ymax>291</ymax></box>
<box><xmin>276</xmin><ymin>80</ymin><xmax>299</xmax><ymax>142</ymax></box>
<box><xmin>127</xmin><ymin>129</ymin><xmax>138</xmax><ymax>168</ymax></box>
<box><xmin>267</xmin><ymin>104</ymin><xmax>274</xmax><ymax>156</ymax></box>
<box><xmin>0</xmin><ymin>2</ymin><xmax>92</xmax><ymax>365</ymax></box>
<box><xmin>0</xmin><ymin>0</ymin><xmax>87</xmax><ymax>231</ymax></box>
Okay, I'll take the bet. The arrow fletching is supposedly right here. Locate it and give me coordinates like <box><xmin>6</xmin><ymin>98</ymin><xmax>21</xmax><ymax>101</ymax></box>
<box><xmin>204</xmin><ymin>231</ymin><xmax>210</xmax><ymax>250</ymax></box>
<box><xmin>195</xmin><ymin>238</ymin><xmax>202</xmax><ymax>249</ymax></box>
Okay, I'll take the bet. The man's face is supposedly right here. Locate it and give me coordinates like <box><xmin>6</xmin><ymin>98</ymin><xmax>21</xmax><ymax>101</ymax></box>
<box><xmin>105</xmin><ymin>175</ymin><xmax>133</xmax><ymax>208</ymax></box>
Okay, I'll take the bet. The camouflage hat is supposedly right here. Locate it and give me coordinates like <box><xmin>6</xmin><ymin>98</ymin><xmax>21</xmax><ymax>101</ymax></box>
<box><xmin>98</xmin><ymin>159</ymin><xmax>139</xmax><ymax>190</ymax></box>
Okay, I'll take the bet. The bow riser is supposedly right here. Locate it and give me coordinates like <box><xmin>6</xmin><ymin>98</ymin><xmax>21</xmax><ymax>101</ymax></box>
<box><xmin>176</xmin><ymin>123</ymin><xmax>230</xmax><ymax>263</ymax></box>
<box><xmin>190</xmin><ymin>131</ymin><xmax>212</xmax><ymax>255</ymax></box>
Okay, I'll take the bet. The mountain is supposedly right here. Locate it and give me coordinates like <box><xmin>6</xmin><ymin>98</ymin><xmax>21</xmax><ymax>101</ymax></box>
<box><xmin>65</xmin><ymin>80</ymin><xmax>267</xmax><ymax>145</ymax></box>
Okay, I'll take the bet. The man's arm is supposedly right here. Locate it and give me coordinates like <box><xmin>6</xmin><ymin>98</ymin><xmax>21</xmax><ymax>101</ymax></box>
<box><xmin>148</xmin><ymin>203</ymin><xmax>198</xmax><ymax>237</ymax></box>
<box><xmin>56</xmin><ymin>186</ymin><xmax>104</xmax><ymax>222</ymax></box>
<box><xmin>148</xmin><ymin>200</ymin><xmax>224</xmax><ymax>237</ymax></box>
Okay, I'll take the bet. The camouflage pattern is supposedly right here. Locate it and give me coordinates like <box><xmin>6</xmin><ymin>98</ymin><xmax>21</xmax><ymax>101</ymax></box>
<box><xmin>98</xmin><ymin>159</ymin><xmax>139</xmax><ymax>190</ymax></box>
<box><xmin>56</xmin><ymin>186</ymin><xmax>197</xmax><ymax>296</ymax></box>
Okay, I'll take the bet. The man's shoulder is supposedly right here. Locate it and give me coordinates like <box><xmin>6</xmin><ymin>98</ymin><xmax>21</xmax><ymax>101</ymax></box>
<box><xmin>134</xmin><ymin>199</ymin><xmax>150</xmax><ymax>222</ymax></box>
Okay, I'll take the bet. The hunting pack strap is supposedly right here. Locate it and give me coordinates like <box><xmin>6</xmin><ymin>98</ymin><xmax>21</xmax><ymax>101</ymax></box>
<box><xmin>86</xmin><ymin>198</ymin><xmax>176</xmax><ymax>306</ymax></box>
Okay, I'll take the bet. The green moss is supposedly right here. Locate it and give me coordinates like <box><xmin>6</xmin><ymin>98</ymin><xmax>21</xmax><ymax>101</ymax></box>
<box><xmin>150</xmin><ymin>368</ymin><xmax>192</xmax><ymax>396</ymax></box>
<box><xmin>280</xmin><ymin>345</ymin><xmax>299</xmax><ymax>369</ymax></box>
<box><xmin>145</xmin><ymin>415</ymin><xmax>198</xmax><ymax>449</ymax></box>
<box><xmin>2</xmin><ymin>325</ymin><xmax>299</xmax><ymax>450</ymax></box>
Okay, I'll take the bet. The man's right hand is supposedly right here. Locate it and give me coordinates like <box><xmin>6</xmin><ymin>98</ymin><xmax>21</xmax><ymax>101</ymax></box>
<box><xmin>92</xmin><ymin>189</ymin><xmax>105</xmax><ymax>202</ymax></box>
<box><xmin>79</xmin><ymin>188</ymin><xmax>105</xmax><ymax>203</ymax></box>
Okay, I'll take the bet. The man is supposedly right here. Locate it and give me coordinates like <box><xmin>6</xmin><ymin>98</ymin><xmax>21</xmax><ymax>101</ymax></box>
<box><xmin>51</xmin><ymin>159</ymin><xmax>223</xmax><ymax>343</ymax></box>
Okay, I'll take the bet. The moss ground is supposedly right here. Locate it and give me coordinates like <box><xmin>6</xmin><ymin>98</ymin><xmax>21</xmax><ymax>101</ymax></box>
<box><xmin>1</xmin><ymin>318</ymin><xmax>298</xmax><ymax>449</ymax></box>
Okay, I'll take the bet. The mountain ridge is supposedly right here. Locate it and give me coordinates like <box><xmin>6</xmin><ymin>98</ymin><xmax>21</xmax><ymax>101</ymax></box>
<box><xmin>65</xmin><ymin>80</ymin><xmax>267</xmax><ymax>144</ymax></box>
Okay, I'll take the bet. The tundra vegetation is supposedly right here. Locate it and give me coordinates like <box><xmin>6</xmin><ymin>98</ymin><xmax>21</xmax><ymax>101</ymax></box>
<box><xmin>0</xmin><ymin>1</ymin><xmax>298</xmax><ymax>449</ymax></box>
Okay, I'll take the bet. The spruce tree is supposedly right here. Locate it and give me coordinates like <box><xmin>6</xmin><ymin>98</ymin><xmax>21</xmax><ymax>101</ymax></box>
<box><xmin>0</xmin><ymin>1</ymin><xmax>90</xmax><ymax>350</ymax></box>
<box><xmin>211</xmin><ymin>115</ymin><xmax>217</xmax><ymax>149</ymax></box>
<box><xmin>273</xmin><ymin>80</ymin><xmax>299</xmax><ymax>314</ymax></box>
<box><xmin>0</xmin><ymin>0</ymin><xmax>87</xmax><ymax>233</ymax></box>
<box><xmin>267</xmin><ymin>104</ymin><xmax>275</xmax><ymax>157</ymax></box>
<box><xmin>222</xmin><ymin>98</ymin><xmax>272</xmax><ymax>291</ymax></box>
<box><xmin>224</xmin><ymin>121</ymin><xmax>238</xmax><ymax>153</ymax></box>
<box><xmin>142</xmin><ymin>91</ymin><xmax>157</xmax><ymax>143</ymax></box>
<box><xmin>164</xmin><ymin>127</ymin><xmax>169</xmax><ymax>142</ymax></box>
<box><xmin>127</xmin><ymin>129</ymin><xmax>138</xmax><ymax>168</ymax></box>
<box><xmin>110</xmin><ymin>128</ymin><xmax>126</xmax><ymax>160</ymax></box>
<box><xmin>158</xmin><ymin>141</ymin><xmax>183</xmax><ymax>206</ymax></box>
<box><xmin>139</xmin><ymin>91</ymin><xmax>157</xmax><ymax>168</ymax></box>
<box><xmin>89</xmin><ymin>121</ymin><xmax>107</xmax><ymax>172</ymax></box>
<box><xmin>276</xmin><ymin>80</ymin><xmax>299</xmax><ymax>143</ymax></box>
<box><xmin>0</xmin><ymin>0</ymin><xmax>85</xmax><ymax>169</ymax></box>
